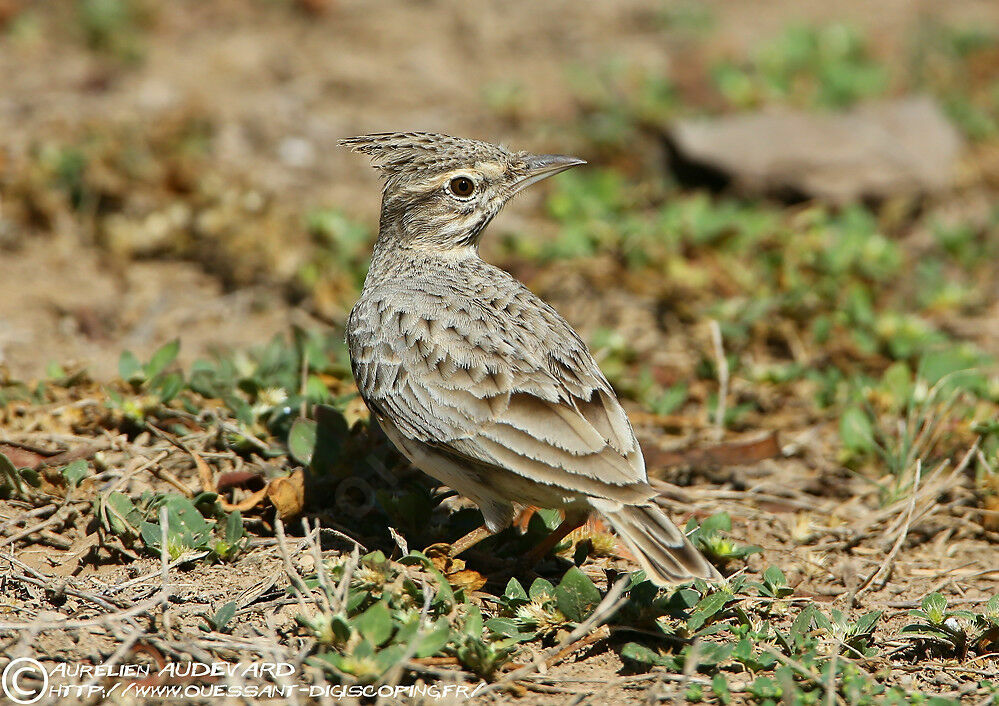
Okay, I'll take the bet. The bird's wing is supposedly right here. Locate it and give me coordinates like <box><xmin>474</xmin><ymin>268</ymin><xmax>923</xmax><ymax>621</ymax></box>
<box><xmin>348</xmin><ymin>284</ymin><xmax>651</xmax><ymax>503</ymax></box>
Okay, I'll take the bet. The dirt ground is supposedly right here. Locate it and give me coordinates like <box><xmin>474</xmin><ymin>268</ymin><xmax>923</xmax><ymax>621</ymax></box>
<box><xmin>2</xmin><ymin>1</ymin><xmax>999</xmax><ymax>704</ymax></box>
<box><xmin>2</xmin><ymin>0</ymin><xmax>998</xmax><ymax>379</ymax></box>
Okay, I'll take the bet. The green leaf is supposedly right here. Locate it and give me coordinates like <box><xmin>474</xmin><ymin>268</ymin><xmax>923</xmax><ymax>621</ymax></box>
<box><xmin>699</xmin><ymin>512</ymin><xmax>732</xmax><ymax>536</ymax></box>
<box><xmin>688</xmin><ymin>591</ymin><xmax>732</xmax><ymax>631</ymax></box>
<box><xmin>145</xmin><ymin>339</ymin><xmax>180</xmax><ymax>378</ymax></box>
<box><xmin>104</xmin><ymin>491</ymin><xmax>140</xmax><ymax>536</ymax></box>
<box><xmin>61</xmin><ymin>459</ymin><xmax>89</xmax><ymax>487</ymax></box>
<box><xmin>922</xmin><ymin>592</ymin><xmax>948</xmax><ymax>624</ymax></box>
<box><xmin>330</xmin><ymin>614</ymin><xmax>352</xmax><ymax>644</ymax></box>
<box><xmin>620</xmin><ymin>641</ymin><xmax>673</xmax><ymax>667</ymax></box>
<box><xmin>210</xmin><ymin>601</ymin><xmax>237</xmax><ymax>631</ymax></box>
<box><xmin>555</xmin><ymin>567</ymin><xmax>602</xmax><ymax>622</ymax></box>
<box><xmin>414</xmin><ymin>618</ymin><xmax>452</xmax><ymax>657</ymax></box>
<box><xmin>142</xmin><ymin>495</ymin><xmax>213</xmax><ymax>552</ymax></box>
<box><xmin>402</xmin><ymin>553</ymin><xmax>454</xmax><ymax>609</ymax></box>
<box><xmin>288</xmin><ymin>418</ymin><xmax>317</xmax><ymax>466</ymax></box>
<box><xmin>899</xmin><ymin>624</ymin><xmax>952</xmax><ymax>641</ymax></box>
<box><xmin>711</xmin><ymin>673</ymin><xmax>732</xmax><ymax>704</ymax></box>
<box><xmin>853</xmin><ymin>610</ymin><xmax>883</xmax><ymax>635</ymax></box>
<box><xmin>839</xmin><ymin>406</ymin><xmax>875</xmax><ymax>453</ymax></box>
<box><xmin>763</xmin><ymin>565</ymin><xmax>786</xmax><ymax>587</ymax></box>
<box><xmin>356</xmin><ymin>601</ymin><xmax>394</xmax><ymax>647</ymax></box>
<box><xmin>372</xmin><ymin>644</ymin><xmax>406</xmax><ymax>674</ymax></box>
<box><xmin>790</xmin><ymin>604</ymin><xmax>818</xmax><ymax>641</ymax></box>
<box><xmin>224</xmin><ymin>509</ymin><xmax>245</xmax><ymax>544</ymax></box>
<box><xmin>140</xmin><ymin>520</ymin><xmax>162</xmax><ymax>550</ymax></box>
<box><xmin>484</xmin><ymin>617</ymin><xmax>534</xmax><ymax>642</ymax></box>
<box><xmin>0</xmin><ymin>452</ymin><xmax>17</xmax><ymax>478</ymax></box>
<box><xmin>118</xmin><ymin>350</ymin><xmax>142</xmax><ymax>381</ymax></box>
<box><xmin>536</xmin><ymin>508</ymin><xmax>562</xmax><ymax>530</ymax></box>
<box><xmin>464</xmin><ymin>604</ymin><xmax>483</xmax><ymax>637</ymax></box>
<box><xmin>192</xmin><ymin>491</ymin><xmax>218</xmax><ymax>507</ymax></box>
<box><xmin>154</xmin><ymin>372</ymin><xmax>184</xmax><ymax>403</ymax></box>
<box><xmin>982</xmin><ymin>595</ymin><xmax>999</xmax><ymax>625</ymax></box>
<box><xmin>18</xmin><ymin>467</ymin><xmax>41</xmax><ymax>487</ymax></box>
<box><xmin>881</xmin><ymin>361</ymin><xmax>913</xmax><ymax>406</ymax></box>
<box><xmin>305</xmin><ymin>374</ymin><xmax>332</xmax><ymax>404</ymax></box>
<box><xmin>529</xmin><ymin>577</ymin><xmax>556</xmax><ymax>600</ymax></box>
<box><xmin>503</xmin><ymin>577</ymin><xmax>528</xmax><ymax>602</ymax></box>
<box><xmin>918</xmin><ymin>347</ymin><xmax>988</xmax><ymax>391</ymax></box>
<box><xmin>164</xmin><ymin>495</ymin><xmax>211</xmax><ymax>536</ymax></box>
<box><xmin>761</xmin><ymin>565</ymin><xmax>792</xmax><ymax>597</ymax></box>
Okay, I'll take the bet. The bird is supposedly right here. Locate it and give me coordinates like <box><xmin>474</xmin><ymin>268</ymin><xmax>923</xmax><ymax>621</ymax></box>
<box><xmin>340</xmin><ymin>131</ymin><xmax>719</xmax><ymax>585</ymax></box>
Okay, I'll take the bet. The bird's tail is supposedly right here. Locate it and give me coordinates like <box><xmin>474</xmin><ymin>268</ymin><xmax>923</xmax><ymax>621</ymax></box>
<box><xmin>600</xmin><ymin>501</ymin><xmax>721</xmax><ymax>585</ymax></box>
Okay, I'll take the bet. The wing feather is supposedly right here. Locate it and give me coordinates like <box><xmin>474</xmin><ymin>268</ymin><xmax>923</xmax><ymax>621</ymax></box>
<box><xmin>348</xmin><ymin>276</ymin><xmax>649</xmax><ymax>502</ymax></box>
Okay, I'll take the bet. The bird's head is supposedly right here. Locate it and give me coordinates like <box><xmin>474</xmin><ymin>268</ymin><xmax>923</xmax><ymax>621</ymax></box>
<box><xmin>339</xmin><ymin>132</ymin><xmax>584</xmax><ymax>252</ymax></box>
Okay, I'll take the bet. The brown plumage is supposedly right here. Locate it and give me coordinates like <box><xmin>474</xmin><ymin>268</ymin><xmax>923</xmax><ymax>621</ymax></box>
<box><xmin>341</xmin><ymin>132</ymin><xmax>719</xmax><ymax>584</ymax></box>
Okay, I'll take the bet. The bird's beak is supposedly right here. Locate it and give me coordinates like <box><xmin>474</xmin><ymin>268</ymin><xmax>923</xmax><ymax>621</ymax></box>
<box><xmin>510</xmin><ymin>154</ymin><xmax>586</xmax><ymax>195</ymax></box>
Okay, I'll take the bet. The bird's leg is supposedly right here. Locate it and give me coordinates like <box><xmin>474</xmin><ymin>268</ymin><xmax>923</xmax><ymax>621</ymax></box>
<box><xmin>447</xmin><ymin>525</ymin><xmax>492</xmax><ymax>558</ymax></box>
<box><xmin>524</xmin><ymin>510</ymin><xmax>589</xmax><ymax>564</ymax></box>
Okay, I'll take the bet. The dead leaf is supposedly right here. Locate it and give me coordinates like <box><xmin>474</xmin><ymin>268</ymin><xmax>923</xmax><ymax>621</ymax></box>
<box><xmin>267</xmin><ymin>468</ymin><xmax>305</xmax><ymax>519</ymax></box>
<box><xmin>0</xmin><ymin>443</ymin><xmax>49</xmax><ymax>469</ymax></box>
<box><xmin>193</xmin><ymin>451</ymin><xmax>214</xmax><ymax>493</ymax></box>
<box><xmin>422</xmin><ymin>544</ymin><xmax>455</xmax><ymax>574</ymax></box>
<box><xmin>644</xmin><ymin>431</ymin><xmax>782</xmax><ymax>475</ymax></box>
<box><xmin>219</xmin><ymin>486</ymin><xmax>269</xmax><ymax>513</ymax></box>
<box><xmin>983</xmin><ymin>495</ymin><xmax>999</xmax><ymax>532</ymax></box>
<box><xmin>217</xmin><ymin>470</ymin><xmax>266</xmax><ymax>492</ymax></box>
<box><xmin>342</xmin><ymin>395</ymin><xmax>371</xmax><ymax>428</ymax></box>
<box><xmin>447</xmin><ymin>569</ymin><xmax>487</xmax><ymax>593</ymax></box>
<box><xmin>214</xmin><ymin>467</ymin><xmax>269</xmax><ymax>512</ymax></box>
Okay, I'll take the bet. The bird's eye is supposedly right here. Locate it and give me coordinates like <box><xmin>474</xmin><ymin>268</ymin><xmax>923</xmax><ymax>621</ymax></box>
<box><xmin>449</xmin><ymin>176</ymin><xmax>475</xmax><ymax>198</ymax></box>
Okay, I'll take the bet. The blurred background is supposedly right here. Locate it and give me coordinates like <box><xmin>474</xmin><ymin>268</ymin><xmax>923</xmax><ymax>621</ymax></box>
<box><xmin>0</xmin><ymin>0</ymin><xmax>997</xmax><ymax>408</ymax></box>
<box><xmin>3</xmin><ymin>4</ymin><xmax>999</xmax><ymax>689</ymax></box>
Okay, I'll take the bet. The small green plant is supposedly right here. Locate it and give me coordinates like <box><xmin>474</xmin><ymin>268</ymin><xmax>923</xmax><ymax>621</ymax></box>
<box><xmin>900</xmin><ymin>593</ymin><xmax>999</xmax><ymax>659</ymax></box>
<box><xmin>565</xmin><ymin>60</ymin><xmax>681</xmax><ymax>150</ymax></box>
<box><xmin>712</xmin><ymin>23</ymin><xmax>888</xmax><ymax>109</ymax></box>
<box><xmin>451</xmin><ymin>605</ymin><xmax>517</xmax><ymax>679</ymax></box>
<box><xmin>94</xmin><ymin>490</ymin><xmax>247</xmax><ymax>562</ymax></box>
<box><xmin>186</xmin><ymin>328</ymin><xmax>351</xmax><ymax>450</ymax></box>
<box><xmin>910</xmin><ymin>22</ymin><xmax>999</xmax><ymax>141</ymax></box>
<box><xmin>838</xmin><ymin>354</ymin><xmax>990</xmax><ymax>505</ymax></box>
<box><xmin>139</xmin><ymin>494</ymin><xmax>247</xmax><ymax>562</ymax></box>
<box><xmin>302</xmin><ymin>550</ymin><xmax>484</xmax><ymax>681</ymax></box>
<box><xmin>78</xmin><ymin>0</ymin><xmax>151</xmax><ymax>63</ymax></box>
<box><xmin>203</xmin><ymin>601</ymin><xmax>238</xmax><ymax>633</ymax></box>
<box><xmin>298</xmin><ymin>208</ymin><xmax>373</xmax><ymax>297</ymax></box>
<box><xmin>634</xmin><ymin>368</ymin><xmax>689</xmax><ymax>416</ymax></box>
<box><xmin>685</xmin><ymin>512</ymin><xmax>762</xmax><ymax>566</ymax></box>
<box><xmin>490</xmin><ymin>568</ymin><xmax>603</xmax><ymax>643</ymax></box>
<box><xmin>108</xmin><ymin>339</ymin><xmax>184</xmax><ymax>425</ymax></box>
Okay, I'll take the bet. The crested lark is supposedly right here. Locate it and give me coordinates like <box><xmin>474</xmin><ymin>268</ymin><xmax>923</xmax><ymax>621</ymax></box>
<box><xmin>340</xmin><ymin>132</ymin><xmax>719</xmax><ymax>585</ymax></box>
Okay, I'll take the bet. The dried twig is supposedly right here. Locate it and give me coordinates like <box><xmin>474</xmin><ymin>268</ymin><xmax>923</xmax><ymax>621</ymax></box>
<box><xmin>709</xmin><ymin>320</ymin><xmax>728</xmax><ymax>438</ymax></box>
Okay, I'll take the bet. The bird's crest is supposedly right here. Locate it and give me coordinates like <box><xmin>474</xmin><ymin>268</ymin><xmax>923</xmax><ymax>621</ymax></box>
<box><xmin>339</xmin><ymin>132</ymin><xmax>515</xmax><ymax>182</ymax></box>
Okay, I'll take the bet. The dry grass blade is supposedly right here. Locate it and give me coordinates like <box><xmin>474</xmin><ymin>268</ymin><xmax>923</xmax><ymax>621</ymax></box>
<box><xmin>856</xmin><ymin>459</ymin><xmax>921</xmax><ymax>597</ymax></box>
